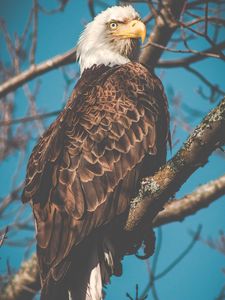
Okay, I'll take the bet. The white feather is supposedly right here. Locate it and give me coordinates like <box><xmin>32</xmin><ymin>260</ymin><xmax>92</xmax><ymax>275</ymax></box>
<box><xmin>69</xmin><ymin>240</ymin><xmax>103</xmax><ymax>300</ymax></box>
<box><xmin>76</xmin><ymin>5</ymin><xmax>139</xmax><ymax>74</ymax></box>
<box><xmin>87</xmin><ymin>261</ymin><xmax>102</xmax><ymax>300</ymax></box>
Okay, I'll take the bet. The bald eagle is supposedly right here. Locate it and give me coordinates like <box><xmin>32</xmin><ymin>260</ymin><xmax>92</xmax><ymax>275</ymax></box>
<box><xmin>22</xmin><ymin>5</ymin><xmax>170</xmax><ymax>300</ymax></box>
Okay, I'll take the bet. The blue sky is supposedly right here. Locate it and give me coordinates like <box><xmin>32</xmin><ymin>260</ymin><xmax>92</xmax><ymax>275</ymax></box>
<box><xmin>0</xmin><ymin>1</ymin><xmax>225</xmax><ymax>299</ymax></box>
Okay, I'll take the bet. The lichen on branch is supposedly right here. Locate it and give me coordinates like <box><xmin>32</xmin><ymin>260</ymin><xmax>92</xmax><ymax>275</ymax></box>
<box><xmin>124</xmin><ymin>97</ymin><xmax>225</xmax><ymax>232</ymax></box>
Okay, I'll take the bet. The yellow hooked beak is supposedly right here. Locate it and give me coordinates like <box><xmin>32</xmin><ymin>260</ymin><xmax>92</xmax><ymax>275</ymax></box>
<box><xmin>112</xmin><ymin>20</ymin><xmax>146</xmax><ymax>44</ymax></box>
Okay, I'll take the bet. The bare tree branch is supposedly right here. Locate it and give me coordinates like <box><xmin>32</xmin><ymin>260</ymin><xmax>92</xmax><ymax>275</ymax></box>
<box><xmin>1</xmin><ymin>0</ymin><xmax>223</xmax><ymax>99</ymax></box>
<box><xmin>153</xmin><ymin>174</ymin><xmax>225</xmax><ymax>227</ymax></box>
<box><xmin>88</xmin><ymin>0</ymin><xmax>96</xmax><ymax>18</ymax></box>
<box><xmin>186</xmin><ymin>0</ymin><xmax>225</xmax><ymax>9</ymax></box>
<box><xmin>124</xmin><ymin>97</ymin><xmax>225</xmax><ymax>233</ymax></box>
<box><xmin>29</xmin><ymin>0</ymin><xmax>38</xmax><ymax>65</ymax></box>
<box><xmin>140</xmin><ymin>226</ymin><xmax>202</xmax><ymax>299</ymax></box>
<box><xmin>0</xmin><ymin>110</ymin><xmax>60</xmax><ymax>127</ymax></box>
<box><xmin>158</xmin><ymin>40</ymin><xmax>225</xmax><ymax>68</ymax></box>
<box><xmin>0</xmin><ymin>0</ymin><xmax>187</xmax><ymax>98</ymax></box>
<box><xmin>139</xmin><ymin>0</ymin><xmax>186</xmax><ymax>69</ymax></box>
<box><xmin>142</xmin><ymin>40</ymin><xmax>222</xmax><ymax>58</ymax></box>
<box><xmin>0</xmin><ymin>183</ymin><xmax>24</xmax><ymax>216</ymax></box>
<box><xmin>0</xmin><ymin>48</ymin><xmax>77</xmax><ymax>99</ymax></box>
<box><xmin>0</xmin><ymin>254</ymin><xmax>40</xmax><ymax>300</ymax></box>
<box><xmin>185</xmin><ymin>65</ymin><xmax>224</xmax><ymax>102</ymax></box>
<box><xmin>0</xmin><ymin>226</ymin><xmax>9</xmax><ymax>247</ymax></box>
<box><xmin>38</xmin><ymin>0</ymin><xmax>70</xmax><ymax>15</ymax></box>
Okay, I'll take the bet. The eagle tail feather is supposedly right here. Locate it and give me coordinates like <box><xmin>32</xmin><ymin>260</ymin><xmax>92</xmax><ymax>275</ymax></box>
<box><xmin>69</xmin><ymin>235</ymin><xmax>118</xmax><ymax>300</ymax></box>
<box><xmin>40</xmin><ymin>279</ymin><xmax>69</xmax><ymax>300</ymax></box>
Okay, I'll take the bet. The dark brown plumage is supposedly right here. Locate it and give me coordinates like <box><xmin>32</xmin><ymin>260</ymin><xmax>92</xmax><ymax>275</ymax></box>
<box><xmin>22</xmin><ymin>62</ymin><xmax>169</xmax><ymax>299</ymax></box>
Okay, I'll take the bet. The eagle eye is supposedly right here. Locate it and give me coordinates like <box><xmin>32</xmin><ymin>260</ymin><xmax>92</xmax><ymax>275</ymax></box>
<box><xmin>109</xmin><ymin>22</ymin><xmax>118</xmax><ymax>30</ymax></box>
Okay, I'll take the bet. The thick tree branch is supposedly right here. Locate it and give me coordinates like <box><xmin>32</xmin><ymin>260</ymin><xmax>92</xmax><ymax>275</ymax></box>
<box><xmin>1</xmin><ymin>99</ymin><xmax>225</xmax><ymax>300</ymax></box>
<box><xmin>139</xmin><ymin>0</ymin><xmax>186</xmax><ymax>69</ymax></box>
<box><xmin>124</xmin><ymin>98</ymin><xmax>225</xmax><ymax>232</ymax></box>
<box><xmin>0</xmin><ymin>254</ymin><xmax>40</xmax><ymax>300</ymax></box>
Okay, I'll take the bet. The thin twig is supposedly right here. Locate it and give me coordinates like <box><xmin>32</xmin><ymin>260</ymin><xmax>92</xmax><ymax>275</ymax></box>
<box><xmin>0</xmin><ymin>226</ymin><xmax>9</xmax><ymax>247</ymax></box>
<box><xmin>88</xmin><ymin>0</ymin><xmax>96</xmax><ymax>18</ymax></box>
<box><xmin>155</xmin><ymin>226</ymin><xmax>202</xmax><ymax>280</ymax></box>
<box><xmin>0</xmin><ymin>110</ymin><xmax>60</xmax><ymax>127</ymax></box>
<box><xmin>142</xmin><ymin>40</ymin><xmax>221</xmax><ymax>58</ymax></box>
<box><xmin>158</xmin><ymin>40</ymin><xmax>225</xmax><ymax>67</ymax></box>
<box><xmin>29</xmin><ymin>0</ymin><xmax>38</xmax><ymax>65</ymax></box>
<box><xmin>0</xmin><ymin>48</ymin><xmax>77</xmax><ymax>98</ymax></box>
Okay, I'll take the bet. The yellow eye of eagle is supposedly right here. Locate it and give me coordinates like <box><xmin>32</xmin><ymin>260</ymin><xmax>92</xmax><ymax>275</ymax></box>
<box><xmin>109</xmin><ymin>22</ymin><xmax>118</xmax><ymax>30</ymax></box>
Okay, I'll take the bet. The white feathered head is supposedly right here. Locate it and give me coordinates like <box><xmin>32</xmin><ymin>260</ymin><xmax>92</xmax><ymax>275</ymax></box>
<box><xmin>77</xmin><ymin>5</ymin><xmax>146</xmax><ymax>74</ymax></box>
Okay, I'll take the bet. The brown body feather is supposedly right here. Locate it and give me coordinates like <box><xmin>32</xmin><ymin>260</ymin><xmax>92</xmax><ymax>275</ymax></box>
<box><xmin>22</xmin><ymin>62</ymin><xmax>169</xmax><ymax>299</ymax></box>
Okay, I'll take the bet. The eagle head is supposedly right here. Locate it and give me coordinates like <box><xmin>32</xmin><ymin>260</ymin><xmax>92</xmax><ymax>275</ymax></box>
<box><xmin>76</xmin><ymin>5</ymin><xmax>146</xmax><ymax>74</ymax></box>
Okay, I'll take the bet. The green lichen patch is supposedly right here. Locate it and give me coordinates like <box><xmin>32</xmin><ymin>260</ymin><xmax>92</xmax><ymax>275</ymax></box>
<box><xmin>130</xmin><ymin>178</ymin><xmax>161</xmax><ymax>209</ymax></box>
